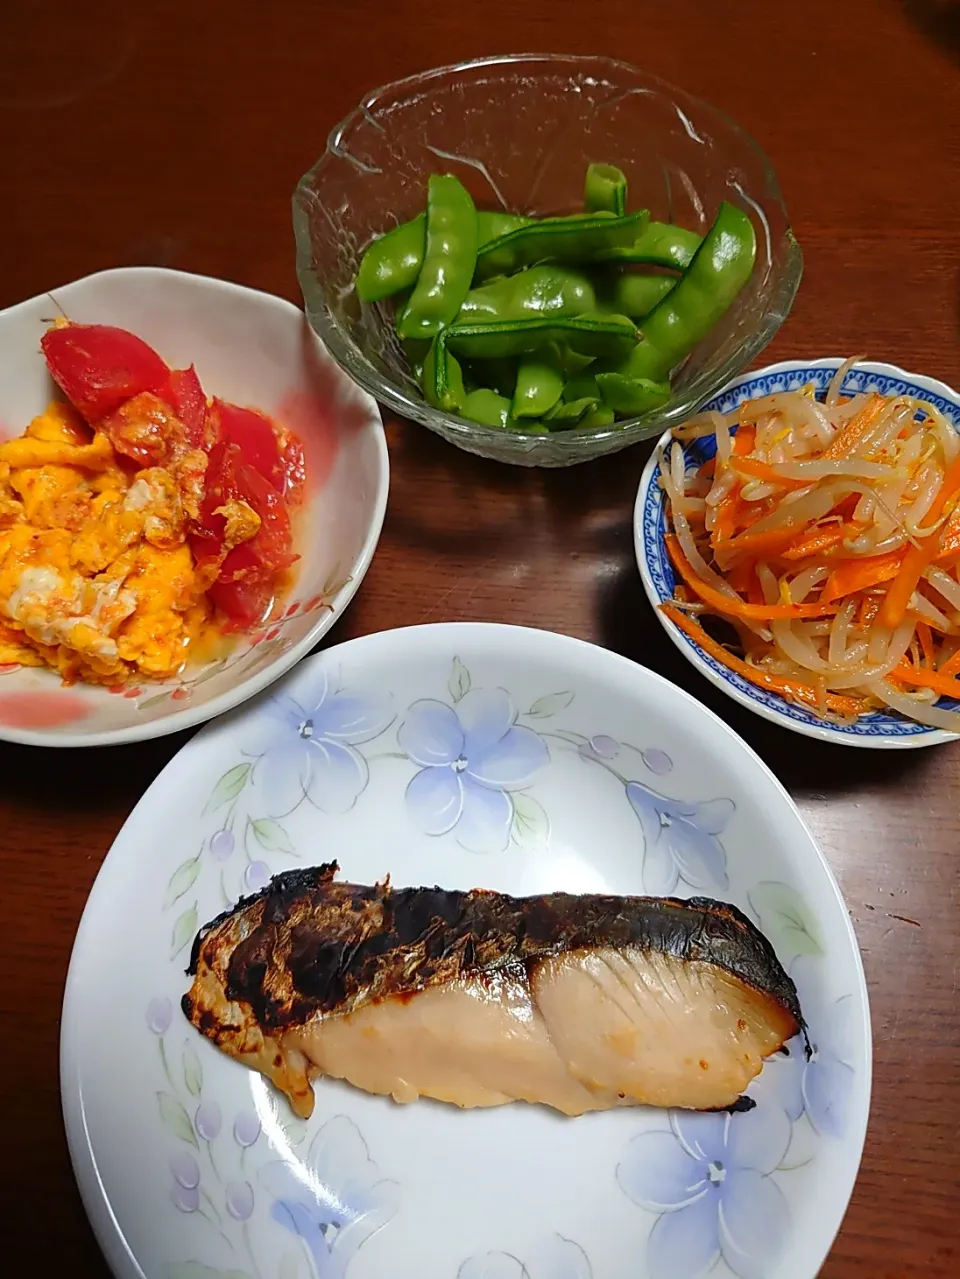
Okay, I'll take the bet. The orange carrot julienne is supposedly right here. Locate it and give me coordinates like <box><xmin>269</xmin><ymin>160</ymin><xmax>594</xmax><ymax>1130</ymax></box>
<box><xmin>938</xmin><ymin>648</ymin><xmax>960</xmax><ymax>679</ymax></box>
<box><xmin>781</xmin><ymin>522</ymin><xmax>859</xmax><ymax>561</ymax></box>
<box><xmin>880</xmin><ymin>455</ymin><xmax>960</xmax><ymax>628</ymax></box>
<box><xmin>820</xmin><ymin>549</ymin><xmax>906</xmax><ymax>604</ymax></box>
<box><xmin>891</xmin><ymin>661</ymin><xmax>960</xmax><ymax>700</ymax></box>
<box><xmin>666</xmin><ymin>536</ymin><xmax>837</xmax><ymax>620</ymax></box>
<box><xmin>821</xmin><ymin>393</ymin><xmax>886</xmax><ymax>460</ymax></box>
<box><xmin>661</xmin><ymin>603</ymin><xmax>866</xmax><ymax>715</ymax></box>
<box><xmin>934</xmin><ymin>504</ymin><xmax>960</xmax><ymax>564</ymax></box>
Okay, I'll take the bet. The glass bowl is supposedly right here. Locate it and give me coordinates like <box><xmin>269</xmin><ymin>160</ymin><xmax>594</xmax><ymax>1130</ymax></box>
<box><xmin>293</xmin><ymin>53</ymin><xmax>802</xmax><ymax>468</ymax></box>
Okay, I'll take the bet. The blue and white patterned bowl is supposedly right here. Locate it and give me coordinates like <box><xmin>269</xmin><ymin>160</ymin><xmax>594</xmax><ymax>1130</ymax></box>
<box><xmin>634</xmin><ymin>357</ymin><xmax>960</xmax><ymax>749</ymax></box>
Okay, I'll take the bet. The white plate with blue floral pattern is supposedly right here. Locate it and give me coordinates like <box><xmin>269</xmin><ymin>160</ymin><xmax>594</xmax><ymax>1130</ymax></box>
<box><xmin>635</xmin><ymin>356</ymin><xmax>960</xmax><ymax>748</ymax></box>
<box><xmin>61</xmin><ymin>622</ymin><xmax>871</xmax><ymax>1279</ymax></box>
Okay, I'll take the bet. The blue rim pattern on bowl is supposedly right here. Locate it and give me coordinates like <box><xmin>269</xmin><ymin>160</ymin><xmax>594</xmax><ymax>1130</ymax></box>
<box><xmin>635</xmin><ymin>358</ymin><xmax>960</xmax><ymax>748</ymax></box>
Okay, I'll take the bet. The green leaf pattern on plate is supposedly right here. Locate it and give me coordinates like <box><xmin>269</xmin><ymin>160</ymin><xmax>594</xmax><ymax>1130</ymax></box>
<box><xmin>748</xmin><ymin>881</ymin><xmax>824</xmax><ymax>957</ymax></box>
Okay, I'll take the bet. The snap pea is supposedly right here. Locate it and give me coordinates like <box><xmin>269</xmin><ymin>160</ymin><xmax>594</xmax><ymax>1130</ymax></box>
<box><xmin>601</xmin><ymin>273</ymin><xmax>676</xmax><ymax>319</ymax></box>
<box><xmin>464</xmin><ymin>357</ymin><xmax>517</xmax><ymax>398</ymax></box>
<box><xmin>544</xmin><ymin>396</ymin><xmax>601</xmax><ymax>427</ymax></box>
<box><xmin>512</xmin><ymin>346</ymin><xmax>564</xmax><ymax>418</ymax></box>
<box><xmin>396</xmin><ymin>175</ymin><xmax>478</xmax><ymax>340</ymax></box>
<box><xmin>458</xmin><ymin>265</ymin><xmax>597</xmax><ymax>324</ymax></box>
<box><xmin>584</xmin><ymin>163</ymin><xmax>627</xmax><ymax>217</ymax></box>
<box><xmin>423</xmin><ymin>334</ymin><xmax>466</xmax><ymax>412</ymax></box>
<box><xmin>562</xmin><ymin>371</ymin><xmax>600</xmax><ymax>402</ymax></box>
<box><xmin>461</xmin><ymin>387</ymin><xmax>517</xmax><ymax>429</ymax></box>
<box><xmin>474</xmin><ymin>210</ymin><xmax>650</xmax><ymax>283</ymax></box>
<box><xmin>598</xmin><ymin>220</ymin><xmax>703</xmax><ymax>270</ymax></box>
<box><xmin>444</xmin><ymin>313</ymin><xmax>639</xmax><ymax>361</ymax></box>
<box><xmin>596</xmin><ymin>202</ymin><xmax>757</xmax><ymax>383</ymax></box>
<box><xmin>595</xmin><ymin>372</ymin><xmax>671</xmax><ymax>415</ymax></box>
<box><xmin>357</xmin><ymin>214</ymin><xmax>426</xmax><ymax>303</ymax></box>
<box><xmin>562</xmin><ymin>349</ymin><xmax>595</xmax><ymax>377</ymax></box>
<box><xmin>479</xmin><ymin>211</ymin><xmax>531</xmax><ymax>244</ymax></box>
<box><xmin>357</xmin><ymin>209</ymin><xmax>528</xmax><ymax>304</ymax></box>
<box><xmin>577</xmin><ymin>402</ymin><xmax>616</xmax><ymax>428</ymax></box>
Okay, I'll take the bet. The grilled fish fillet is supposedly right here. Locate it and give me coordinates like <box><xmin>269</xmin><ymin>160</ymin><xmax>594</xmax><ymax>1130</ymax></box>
<box><xmin>183</xmin><ymin>863</ymin><xmax>804</xmax><ymax>1119</ymax></box>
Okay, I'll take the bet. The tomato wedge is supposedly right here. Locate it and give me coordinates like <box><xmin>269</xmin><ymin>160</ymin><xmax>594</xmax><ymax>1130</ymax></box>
<box><xmin>167</xmin><ymin>366</ymin><xmax>209</xmax><ymax>450</ymax></box>
<box><xmin>193</xmin><ymin>441</ymin><xmax>297</xmax><ymax>626</ymax></box>
<box><xmin>41</xmin><ymin>323</ymin><xmax>174</xmax><ymax>422</ymax></box>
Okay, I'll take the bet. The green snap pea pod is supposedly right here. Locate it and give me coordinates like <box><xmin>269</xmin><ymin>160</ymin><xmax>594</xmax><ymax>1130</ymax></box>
<box><xmin>396</xmin><ymin>175</ymin><xmax>478</xmax><ymax>341</ymax></box>
<box><xmin>422</xmin><ymin>335</ymin><xmax>467</xmax><ymax>412</ymax></box>
<box><xmin>544</xmin><ymin>396</ymin><xmax>601</xmax><ymax>428</ymax></box>
<box><xmin>584</xmin><ymin>163</ymin><xmax>627</xmax><ymax>216</ymax></box>
<box><xmin>478</xmin><ymin>211</ymin><xmax>530</xmax><ymax>245</ymax></box>
<box><xmin>578</xmin><ymin>402</ymin><xmax>616</xmax><ymax>428</ymax></box>
<box><xmin>460</xmin><ymin>387</ymin><xmax>518</xmax><ymax>429</ymax></box>
<box><xmin>601</xmin><ymin>273</ymin><xmax>676</xmax><ymax>319</ymax></box>
<box><xmin>357</xmin><ymin>209</ymin><xmax>526</xmax><ymax>304</ymax></box>
<box><xmin>464</xmin><ymin>357</ymin><xmax>518</xmax><ymax>398</ymax></box>
<box><xmin>596</xmin><ymin>202</ymin><xmax>757</xmax><ymax>383</ymax></box>
<box><xmin>443</xmin><ymin>313</ymin><xmax>639</xmax><ymax>361</ymax></box>
<box><xmin>512</xmin><ymin>346</ymin><xmax>564</xmax><ymax>418</ymax></box>
<box><xmin>356</xmin><ymin>214</ymin><xmax>426</xmax><ymax>303</ymax></box>
<box><xmin>562</xmin><ymin>349</ymin><xmax>595</xmax><ymax>377</ymax></box>
<box><xmin>563</xmin><ymin>372</ymin><xmax>600</xmax><ymax>402</ymax></box>
<box><xmin>598</xmin><ymin>221</ymin><xmax>703</xmax><ymax>270</ymax></box>
<box><xmin>402</xmin><ymin>336</ymin><xmax>431</xmax><ymax>365</ymax></box>
<box><xmin>458</xmin><ymin>265</ymin><xmax>597</xmax><ymax>324</ymax></box>
<box><xmin>474</xmin><ymin>210</ymin><xmax>650</xmax><ymax>283</ymax></box>
<box><xmin>595</xmin><ymin>372</ymin><xmax>672</xmax><ymax>415</ymax></box>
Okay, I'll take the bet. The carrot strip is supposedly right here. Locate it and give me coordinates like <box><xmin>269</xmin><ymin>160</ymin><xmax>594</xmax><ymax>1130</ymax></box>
<box><xmin>661</xmin><ymin>603</ymin><xmax>866</xmax><ymax>715</ymax></box>
<box><xmin>666</xmin><ymin>536</ymin><xmax>837</xmax><ymax>619</ymax></box>
<box><xmin>891</xmin><ymin>662</ymin><xmax>960</xmax><ymax>700</ymax></box>
<box><xmin>717</xmin><ymin>525</ymin><xmax>809</xmax><ymax>561</ymax></box>
<box><xmin>782</xmin><ymin>522</ymin><xmax>859</xmax><ymax>561</ymax></box>
<box><xmin>821</xmin><ymin>393</ymin><xmax>886</xmax><ymax>460</ymax></box>
<box><xmin>733</xmin><ymin>425</ymin><xmax>756</xmax><ymax>456</ymax></box>
<box><xmin>820</xmin><ymin>549</ymin><xmax>906</xmax><ymax>603</ymax></box>
<box><xmin>731</xmin><ymin>457</ymin><xmax>811</xmax><ymax>489</ymax></box>
<box><xmin>880</xmin><ymin>456</ymin><xmax>960</xmax><ymax>628</ymax></box>
<box><xmin>934</xmin><ymin>504</ymin><xmax>960</xmax><ymax>564</ymax></box>
<box><xmin>917</xmin><ymin>621</ymin><xmax>935</xmax><ymax>668</ymax></box>
<box><xmin>938</xmin><ymin>648</ymin><xmax>960</xmax><ymax>679</ymax></box>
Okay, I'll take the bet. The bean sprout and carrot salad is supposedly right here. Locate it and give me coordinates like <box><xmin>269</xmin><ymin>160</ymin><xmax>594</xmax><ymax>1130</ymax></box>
<box><xmin>657</xmin><ymin>357</ymin><xmax>960</xmax><ymax>730</ymax></box>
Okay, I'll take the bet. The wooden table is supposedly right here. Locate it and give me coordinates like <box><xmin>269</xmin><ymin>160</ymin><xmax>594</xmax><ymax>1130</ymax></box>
<box><xmin>2</xmin><ymin>1</ymin><xmax>959</xmax><ymax>1274</ymax></box>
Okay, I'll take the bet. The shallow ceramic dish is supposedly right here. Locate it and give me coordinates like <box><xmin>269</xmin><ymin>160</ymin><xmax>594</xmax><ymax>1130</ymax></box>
<box><xmin>635</xmin><ymin>356</ymin><xmax>960</xmax><ymax>748</ymax></box>
<box><xmin>294</xmin><ymin>53</ymin><xmax>801</xmax><ymax>467</ymax></box>
<box><xmin>61</xmin><ymin>622</ymin><xmax>870</xmax><ymax>1279</ymax></box>
<box><xmin>0</xmin><ymin>267</ymin><xmax>388</xmax><ymax>747</ymax></box>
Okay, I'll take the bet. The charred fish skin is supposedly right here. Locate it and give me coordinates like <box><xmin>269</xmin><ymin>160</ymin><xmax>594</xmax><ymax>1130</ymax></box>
<box><xmin>185</xmin><ymin>862</ymin><xmax>804</xmax><ymax>1037</ymax></box>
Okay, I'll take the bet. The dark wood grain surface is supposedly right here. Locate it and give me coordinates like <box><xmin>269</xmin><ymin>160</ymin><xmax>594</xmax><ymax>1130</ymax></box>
<box><xmin>2</xmin><ymin>1</ymin><xmax>959</xmax><ymax>1274</ymax></box>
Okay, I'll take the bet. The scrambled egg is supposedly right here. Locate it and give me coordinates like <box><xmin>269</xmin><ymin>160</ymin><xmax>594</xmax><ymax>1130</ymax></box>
<box><xmin>0</xmin><ymin>402</ymin><xmax>219</xmax><ymax>685</ymax></box>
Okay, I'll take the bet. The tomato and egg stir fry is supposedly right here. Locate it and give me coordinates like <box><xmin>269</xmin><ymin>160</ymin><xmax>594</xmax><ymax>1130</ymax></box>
<box><xmin>0</xmin><ymin>323</ymin><xmax>303</xmax><ymax>686</ymax></box>
<box><xmin>659</xmin><ymin>358</ymin><xmax>960</xmax><ymax>730</ymax></box>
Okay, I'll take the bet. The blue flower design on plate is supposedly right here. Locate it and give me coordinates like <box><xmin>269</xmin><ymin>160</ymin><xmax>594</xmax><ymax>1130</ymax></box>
<box><xmin>459</xmin><ymin>1233</ymin><xmax>592</xmax><ymax>1279</ymax></box>
<box><xmin>259</xmin><ymin>1114</ymin><xmax>399</xmax><ymax>1279</ymax></box>
<box><xmin>625</xmin><ymin>780</ymin><xmax>733</xmax><ymax>894</ymax></box>
<box><xmin>399</xmin><ymin>687</ymin><xmax>549</xmax><ymax>853</ymax></box>
<box><xmin>762</xmin><ymin>957</ymin><xmax>856</xmax><ymax>1138</ymax></box>
<box><xmin>639</xmin><ymin>360</ymin><xmax>960</xmax><ymax>739</ymax></box>
<box><xmin>248</xmin><ymin>666</ymin><xmax>394</xmax><ymax>816</ymax></box>
<box><xmin>618</xmin><ymin>1105</ymin><xmax>791</xmax><ymax>1279</ymax></box>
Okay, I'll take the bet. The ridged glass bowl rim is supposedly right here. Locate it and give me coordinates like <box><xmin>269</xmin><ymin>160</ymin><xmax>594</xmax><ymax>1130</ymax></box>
<box><xmin>293</xmin><ymin>53</ymin><xmax>803</xmax><ymax>451</ymax></box>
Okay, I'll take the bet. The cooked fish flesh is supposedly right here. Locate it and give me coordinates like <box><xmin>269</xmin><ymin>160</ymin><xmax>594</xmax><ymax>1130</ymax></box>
<box><xmin>183</xmin><ymin>863</ymin><xmax>804</xmax><ymax>1119</ymax></box>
